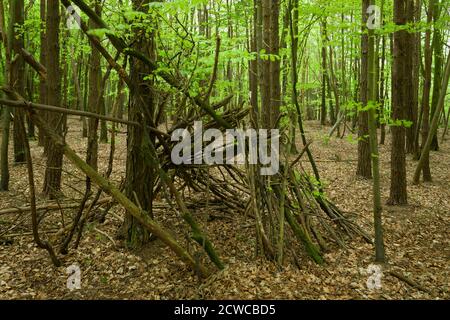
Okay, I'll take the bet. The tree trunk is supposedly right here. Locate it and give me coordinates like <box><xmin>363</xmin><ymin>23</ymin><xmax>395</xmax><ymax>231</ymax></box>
<box><xmin>430</xmin><ymin>0</ymin><xmax>442</xmax><ymax>152</ymax></box>
<box><xmin>411</xmin><ymin>0</ymin><xmax>421</xmax><ymax>158</ymax></box>
<box><xmin>270</xmin><ymin>0</ymin><xmax>281</xmax><ymax>129</ymax></box>
<box><xmin>413</xmin><ymin>37</ymin><xmax>450</xmax><ymax>184</ymax></box>
<box><xmin>120</xmin><ymin>0</ymin><xmax>157</xmax><ymax>249</ymax></box>
<box><xmin>0</xmin><ymin>0</ymin><xmax>10</xmax><ymax>191</ymax></box>
<box><xmin>86</xmin><ymin>0</ymin><xmax>102</xmax><ymax>172</ymax></box>
<box><xmin>10</xmin><ymin>0</ymin><xmax>26</xmax><ymax>164</ymax></box>
<box><xmin>42</xmin><ymin>0</ymin><xmax>64</xmax><ymax>199</ymax></box>
<box><xmin>405</xmin><ymin>0</ymin><xmax>417</xmax><ymax>155</ymax></box>
<box><xmin>419</xmin><ymin>0</ymin><xmax>433</xmax><ymax>182</ymax></box>
<box><xmin>249</xmin><ymin>0</ymin><xmax>258</xmax><ymax>115</ymax></box>
<box><xmin>320</xmin><ymin>19</ymin><xmax>327</xmax><ymax>126</ymax></box>
<box><xmin>82</xmin><ymin>55</ymin><xmax>89</xmax><ymax>138</ymax></box>
<box><xmin>38</xmin><ymin>0</ymin><xmax>46</xmax><ymax>147</ymax></box>
<box><xmin>261</xmin><ymin>0</ymin><xmax>271</xmax><ymax>128</ymax></box>
<box><xmin>388</xmin><ymin>0</ymin><xmax>409</xmax><ymax>206</ymax></box>
<box><xmin>367</xmin><ymin>0</ymin><xmax>386</xmax><ymax>263</ymax></box>
<box><xmin>357</xmin><ymin>0</ymin><xmax>372</xmax><ymax>179</ymax></box>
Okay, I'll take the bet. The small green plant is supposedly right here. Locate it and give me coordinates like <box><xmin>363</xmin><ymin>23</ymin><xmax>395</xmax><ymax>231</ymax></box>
<box><xmin>322</xmin><ymin>134</ymin><xmax>331</xmax><ymax>146</ymax></box>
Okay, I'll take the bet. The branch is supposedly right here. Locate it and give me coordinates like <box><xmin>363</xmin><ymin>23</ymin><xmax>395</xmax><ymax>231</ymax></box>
<box><xmin>20</xmin><ymin>109</ymin><xmax>61</xmax><ymax>267</ymax></box>
<box><xmin>20</xmin><ymin>48</ymin><xmax>47</xmax><ymax>80</ymax></box>
<box><xmin>388</xmin><ymin>270</ymin><xmax>431</xmax><ymax>294</ymax></box>
<box><xmin>0</xmin><ymin>198</ymin><xmax>112</xmax><ymax>216</ymax></box>
<box><xmin>0</xmin><ymin>95</ymin><xmax>169</xmax><ymax>138</ymax></box>
<box><xmin>204</xmin><ymin>36</ymin><xmax>221</xmax><ymax>101</ymax></box>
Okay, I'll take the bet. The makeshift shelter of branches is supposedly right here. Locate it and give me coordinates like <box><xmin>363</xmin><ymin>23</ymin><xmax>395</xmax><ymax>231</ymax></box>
<box><xmin>1</xmin><ymin>87</ymin><xmax>371</xmax><ymax>277</ymax></box>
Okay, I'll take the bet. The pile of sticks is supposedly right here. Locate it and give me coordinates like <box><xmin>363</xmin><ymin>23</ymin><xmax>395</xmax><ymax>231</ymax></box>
<box><xmin>144</xmin><ymin>103</ymin><xmax>371</xmax><ymax>264</ymax></box>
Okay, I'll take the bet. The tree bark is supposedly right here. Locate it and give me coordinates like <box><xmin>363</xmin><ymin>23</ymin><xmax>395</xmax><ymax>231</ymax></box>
<box><xmin>419</xmin><ymin>0</ymin><xmax>433</xmax><ymax>182</ymax></box>
<box><xmin>320</xmin><ymin>19</ymin><xmax>328</xmax><ymax>126</ymax></box>
<box><xmin>38</xmin><ymin>0</ymin><xmax>46</xmax><ymax>147</ymax></box>
<box><xmin>120</xmin><ymin>0</ymin><xmax>157</xmax><ymax>249</ymax></box>
<box><xmin>430</xmin><ymin>0</ymin><xmax>442</xmax><ymax>151</ymax></box>
<box><xmin>270</xmin><ymin>0</ymin><xmax>281</xmax><ymax>129</ymax></box>
<box><xmin>86</xmin><ymin>0</ymin><xmax>102</xmax><ymax>172</ymax></box>
<box><xmin>357</xmin><ymin>0</ymin><xmax>372</xmax><ymax>179</ymax></box>
<box><xmin>405</xmin><ymin>0</ymin><xmax>418</xmax><ymax>155</ymax></box>
<box><xmin>9</xmin><ymin>0</ymin><xmax>26</xmax><ymax>164</ymax></box>
<box><xmin>367</xmin><ymin>0</ymin><xmax>386</xmax><ymax>262</ymax></box>
<box><xmin>261</xmin><ymin>0</ymin><xmax>271</xmax><ymax>128</ymax></box>
<box><xmin>388</xmin><ymin>0</ymin><xmax>409</xmax><ymax>205</ymax></box>
<box><xmin>42</xmin><ymin>0</ymin><xmax>64</xmax><ymax>199</ymax></box>
<box><xmin>0</xmin><ymin>0</ymin><xmax>10</xmax><ymax>191</ymax></box>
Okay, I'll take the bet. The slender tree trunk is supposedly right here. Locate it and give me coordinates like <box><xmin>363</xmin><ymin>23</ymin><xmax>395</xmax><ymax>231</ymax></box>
<box><xmin>10</xmin><ymin>0</ymin><xmax>26</xmax><ymax>164</ymax></box>
<box><xmin>411</xmin><ymin>0</ymin><xmax>421</xmax><ymax>158</ymax></box>
<box><xmin>38</xmin><ymin>0</ymin><xmax>46</xmax><ymax>147</ymax></box>
<box><xmin>388</xmin><ymin>0</ymin><xmax>409</xmax><ymax>206</ymax></box>
<box><xmin>357</xmin><ymin>0</ymin><xmax>372</xmax><ymax>179</ymax></box>
<box><xmin>419</xmin><ymin>0</ymin><xmax>434</xmax><ymax>182</ymax></box>
<box><xmin>430</xmin><ymin>0</ymin><xmax>442</xmax><ymax>151</ymax></box>
<box><xmin>70</xmin><ymin>45</ymin><xmax>84</xmax><ymax>130</ymax></box>
<box><xmin>82</xmin><ymin>55</ymin><xmax>89</xmax><ymax>138</ymax></box>
<box><xmin>86</xmin><ymin>0</ymin><xmax>102</xmax><ymax>172</ymax></box>
<box><xmin>0</xmin><ymin>0</ymin><xmax>10</xmax><ymax>191</ymax></box>
<box><xmin>99</xmin><ymin>90</ymin><xmax>108</xmax><ymax>143</ymax></box>
<box><xmin>255</xmin><ymin>0</ymin><xmax>263</xmax><ymax>120</ymax></box>
<box><xmin>327</xmin><ymin>45</ymin><xmax>340</xmax><ymax>131</ymax></box>
<box><xmin>367</xmin><ymin>0</ymin><xmax>385</xmax><ymax>263</ymax></box>
<box><xmin>249</xmin><ymin>0</ymin><xmax>258</xmax><ymax>115</ymax></box>
<box><xmin>270</xmin><ymin>0</ymin><xmax>281</xmax><ymax>129</ymax></box>
<box><xmin>320</xmin><ymin>19</ymin><xmax>327</xmax><ymax>126</ymax></box>
<box><xmin>379</xmin><ymin>30</ymin><xmax>387</xmax><ymax>145</ymax></box>
<box><xmin>414</xmin><ymin>44</ymin><xmax>450</xmax><ymax>184</ymax></box>
<box><xmin>0</xmin><ymin>106</ymin><xmax>9</xmax><ymax>191</ymax></box>
<box><xmin>288</xmin><ymin>0</ymin><xmax>298</xmax><ymax>153</ymax></box>
<box><xmin>261</xmin><ymin>0</ymin><xmax>271</xmax><ymax>128</ymax></box>
<box><xmin>405</xmin><ymin>0</ymin><xmax>418</xmax><ymax>155</ymax></box>
<box><xmin>42</xmin><ymin>0</ymin><xmax>64</xmax><ymax>199</ymax></box>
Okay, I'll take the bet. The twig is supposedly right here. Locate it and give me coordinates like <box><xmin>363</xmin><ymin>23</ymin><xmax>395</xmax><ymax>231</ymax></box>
<box><xmin>94</xmin><ymin>227</ymin><xmax>116</xmax><ymax>248</ymax></box>
<box><xmin>204</xmin><ymin>36</ymin><xmax>221</xmax><ymax>101</ymax></box>
<box><xmin>387</xmin><ymin>269</ymin><xmax>431</xmax><ymax>294</ymax></box>
<box><xmin>20</xmin><ymin>115</ymin><xmax>61</xmax><ymax>267</ymax></box>
<box><xmin>0</xmin><ymin>198</ymin><xmax>112</xmax><ymax>216</ymax></box>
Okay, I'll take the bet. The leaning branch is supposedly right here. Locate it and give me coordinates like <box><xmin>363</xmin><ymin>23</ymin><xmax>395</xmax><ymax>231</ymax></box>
<box><xmin>413</xmin><ymin>49</ymin><xmax>450</xmax><ymax>184</ymax></box>
<box><xmin>20</xmin><ymin>48</ymin><xmax>47</xmax><ymax>80</ymax></box>
<box><xmin>0</xmin><ymin>95</ymin><xmax>169</xmax><ymax>138</ymax></box>
<box><xmin>19</xmin><ymin>110</ymin><xmax>61</xmax><ymax>267</ymax></box>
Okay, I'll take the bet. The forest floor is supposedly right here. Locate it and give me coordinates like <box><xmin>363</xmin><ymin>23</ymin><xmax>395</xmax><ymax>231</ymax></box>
<box><xmin>0</xmin><ymin>118</ymin><xmax>448</xmax><ymax>300</ymax></box>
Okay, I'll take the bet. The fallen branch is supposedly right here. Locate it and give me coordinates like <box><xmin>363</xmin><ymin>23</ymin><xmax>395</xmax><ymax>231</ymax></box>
<box><xmin>388</xmin><ymin>270</ymin><xmax>431</xmax><ymax>294</ymax></box>
<box><xmin>94</xmin><ymin>227</ymin><xmax>117</xmax><ymax>248</ymax></box>
<box><xmin>0</xmin><ymin>198</ymin><xmax>112</xmax><ymax>216</ymax></box>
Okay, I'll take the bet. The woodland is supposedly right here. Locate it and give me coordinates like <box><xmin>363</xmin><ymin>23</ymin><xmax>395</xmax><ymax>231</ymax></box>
<box><xmin>0</xmin><ymin>0</ymin><xmax>449</xmax><ymax>300</ymax></box>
